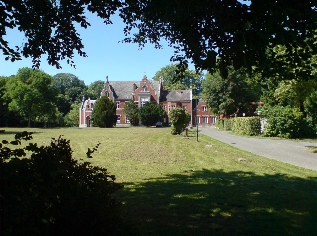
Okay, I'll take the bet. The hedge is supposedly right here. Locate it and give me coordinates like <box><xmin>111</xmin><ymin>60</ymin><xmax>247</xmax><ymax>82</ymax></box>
<box><xmin>231</xmin><ymin>117</ymin><xmax>261</xmax><ymax>136</ymax></box>
<box><xmin>216</xmin><ymin>119</ymin><xmax>232</xmax><ymax>130</ymax></box>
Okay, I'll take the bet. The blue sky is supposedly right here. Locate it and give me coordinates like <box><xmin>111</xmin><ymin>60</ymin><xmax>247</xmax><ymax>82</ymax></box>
<box><xmin>0</xmin><ymin>13</ymin><xmax>184</xmax><ymax>85</ymax></box>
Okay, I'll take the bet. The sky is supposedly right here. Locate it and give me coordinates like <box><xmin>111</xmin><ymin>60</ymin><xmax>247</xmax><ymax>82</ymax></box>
<box><xmin>0</xmin><ymin>13</ymin><xmax>186</xmax><ymax>85</ymax></box>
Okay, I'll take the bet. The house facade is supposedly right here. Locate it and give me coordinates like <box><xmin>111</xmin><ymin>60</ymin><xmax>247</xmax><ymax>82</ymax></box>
<box><xmin>79</xmin><ymin>75</ymin><xmax>216</xmax><ymax>127</ymax></box>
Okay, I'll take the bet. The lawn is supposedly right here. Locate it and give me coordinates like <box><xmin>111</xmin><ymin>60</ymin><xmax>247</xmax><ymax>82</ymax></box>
<box><xmin>2</xmin><ymin>127</ymin><xmax>317</xmax><ymax>235</ymax></box>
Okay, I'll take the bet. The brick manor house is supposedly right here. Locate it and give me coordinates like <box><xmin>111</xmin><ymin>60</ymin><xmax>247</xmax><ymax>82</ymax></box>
<box><xmin>79</xmin><ymin>75</ymin><xmax>216</xmax><ymax>127</ymax></box>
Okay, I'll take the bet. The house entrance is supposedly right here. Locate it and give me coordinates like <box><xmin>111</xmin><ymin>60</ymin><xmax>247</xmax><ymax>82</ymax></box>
<box><xmin>86</xmin><ymin>116</ymin><xmax>91</xmax><ymax>127</ymax></box>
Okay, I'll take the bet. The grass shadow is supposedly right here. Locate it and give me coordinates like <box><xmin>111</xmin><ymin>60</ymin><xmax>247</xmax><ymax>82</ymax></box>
<box><xmin>118</xmin><ymin>169</ymin><xmax>317</xmax><ymax>235</ymax></box>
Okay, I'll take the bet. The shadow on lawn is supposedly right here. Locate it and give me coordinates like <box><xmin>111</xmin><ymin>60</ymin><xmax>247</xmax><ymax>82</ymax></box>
<box><xmin>119</xmin><ymin>169</ymin><xmax>317</xmax><ymax>235</ymax></box>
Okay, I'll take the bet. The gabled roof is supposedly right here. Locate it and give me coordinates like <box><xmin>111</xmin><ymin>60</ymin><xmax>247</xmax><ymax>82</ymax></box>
<box><xmin>110</xmin><ymin>81</ymin><xmax>137</xmax><ymax>100</ymax></box>
<box><xmin>161</xmin><ymin>90</ymin><xmax>192</xmax><ymax>102</ymax></box>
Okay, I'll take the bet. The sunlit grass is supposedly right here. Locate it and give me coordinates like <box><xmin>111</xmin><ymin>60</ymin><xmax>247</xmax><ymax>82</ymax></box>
<box><xmin>1</xmin><ymin>127</ymin><xmax>317</xmax><ymax>234</ymax></box>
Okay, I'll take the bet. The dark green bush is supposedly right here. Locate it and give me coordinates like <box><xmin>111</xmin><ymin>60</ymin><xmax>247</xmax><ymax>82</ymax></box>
<box><xmin>93</xmin><ymin>96</ymin><xmax>117</xmax><ymax>128</ymax></box>
<box><xmin>231</xmin><ymin>117</ymin><xmax>261</xmax><ymax>136</ymax></box>
<box><xmin>139</xmin><ymin>102</ymin><xmax>165</xmax><ymax>126</ymax></box>
<box><xmin>0</xmin><ymin>132</ymin><xmax>122</xmax><ymax>235</ymax></box>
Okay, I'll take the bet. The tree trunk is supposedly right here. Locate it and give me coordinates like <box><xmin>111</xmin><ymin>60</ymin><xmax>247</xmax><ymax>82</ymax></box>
<box><xmin>28</xmin><ymin>115</ymin><xmax>31</xmax><ymax>127</ymax></box>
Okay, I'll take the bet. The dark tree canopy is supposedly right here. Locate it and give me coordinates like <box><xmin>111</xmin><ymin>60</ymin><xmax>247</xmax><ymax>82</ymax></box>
<box><xmin>93</xmin><ymin>96</ymin><xmax>117</xmax><ymax>128</ymax></box>
<box><xmin>123</xmin><ymin>100</ymin><xmax>140</xmax><ymax>126</ymax></box>
<box><xmin>139</xmin><ymin>102</ymin><xmax>164</xmax><ymax>126</ymax></box>
<box><xmin>1</xmin><ymin>1</ymin><xmax>316</xmax><ymax>72</ymax></box>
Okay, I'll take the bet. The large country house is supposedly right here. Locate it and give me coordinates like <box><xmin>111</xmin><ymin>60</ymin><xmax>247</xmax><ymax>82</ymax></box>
<box><xmin>79</xmin><ymin>75</ymin><xmax>216</xmax><ymax>127</ymax></box>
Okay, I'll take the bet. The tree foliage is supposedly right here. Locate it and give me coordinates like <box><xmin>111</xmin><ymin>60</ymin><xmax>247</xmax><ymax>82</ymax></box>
<box><xmin>0</xmin><ymin>0</ymin><xmax>121</xmax><ymax>68</ymax></box>
<box><xmin>1</xmin><ymin>1</ymin><xmax>315</xmax><ymax>72</ymax></box>
<box><xmin>120</xmin><ymin>0</ymin><xmax>317</xmax><ymax>72</ymax></box>
<box><xmin>86</xmin><ymin>80</ymin><xmax>105</xmax><ymax>100</ymax></box>
<box><xmin>0</xmin><ymin>132</ymin><xmax>122</xmax><ymax>235</ymax></box>
<box><xmin>152</xmin><ymin>64</ymin><xmax>203</xmax><ymax>97</ymax></box>
<box><xmin>93</xmin><ymin>96</ymin><xmax>117</xmax><ymax>128</ymax></box>
<box><xmin>64</xmin><ymin>102</ymin><xmax>81</xmax><ymax>127</ymax></box>
<box><xmin>123</xmin><ymin>100</ymin><xmax>139</xmax><ymax>126</ymax></box>
<box><xmin>169</xmin><ymin>108</ymin><xmax>190</xmax><ymax>135</ymax></box>
<box><xmin>5</xmin><ymin>68</ymin><xmax>58</xmax><ymax>127</ymax></box>
<box><xmin>52</xmin><ymin>73</ymin><xmax>87</xmax><ymax>115</ymax></box>
<box><xmin>202</xmin><ymin>67</ymin><xmax>260</xmax><ymax>116</ymax></box>
<box><xmin>139</xmin><ymin>102</ymin><xmax>165</xmax><ymax>126</ymax></box>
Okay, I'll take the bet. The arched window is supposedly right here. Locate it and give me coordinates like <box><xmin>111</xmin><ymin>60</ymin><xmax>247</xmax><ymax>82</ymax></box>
<box><xmin>143</xmin><ymin>86</ymin><xmax>147</xmax><ymax>92</ymax></box>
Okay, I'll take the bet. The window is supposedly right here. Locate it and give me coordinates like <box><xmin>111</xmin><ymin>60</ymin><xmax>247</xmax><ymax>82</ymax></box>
<box><xmin>126</xmin><ymin>116</ymin><xmax>130</xmax><ymax>124</ymax></box>
<box><xmin>182</xmin><ymin>105</ymin><xmax>187</xmax><ymax>111</ymax></box>
<box><xmin>202</xmin><ymin>106</ymin><xmax>207</xmax><ymax>112</ymax></box>
<box><xmin>143</xmin><ymin>86</ymin><xmax>147</xmax><ymax>92</ymax></box>
<box><xmin>172</xmin><ymin>105</ymin><xmax>176</xmax><ymax>109</ymax></box>
<box><xmin>116</xmin><ymin>102</ymin><xmax>120</xmax><ymax>109</ymax></box>
<box><xmin>117</xmin><ymin>115</ymin><xmax>121</xmax><ymax>124</ymax></box>
<box><xmin>141</xmin><ymin>98</ymin><xmax>149</xmax><ymax>107</ymax></box>
<box><xmin>212</xmin><ymin>116</ymin><xmax>217</xmax><ymax>124</ymax></box>
<box><xmin>203</xmin><ymin>116</ymin><xmax>208</xmax><ymax>123</ymax></box>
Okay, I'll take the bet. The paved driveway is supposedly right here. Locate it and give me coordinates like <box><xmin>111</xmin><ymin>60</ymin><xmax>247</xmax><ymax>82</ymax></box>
<box><xmin>200</xmin><ymin>126</ymin><xmax>317</xmax><ymax>172</ymax></box>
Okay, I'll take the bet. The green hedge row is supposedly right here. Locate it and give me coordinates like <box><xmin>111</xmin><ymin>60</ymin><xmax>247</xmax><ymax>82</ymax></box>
<box><xmin>232</xmin><ymin>117</ymin><xmax>261</xmax><ymax>136</ymax></box>
<box><xmin>216</xmin><ymin>119</ymin><xmax>233</xmax><ymax>130</ymax></box>
<box><xmin>216</xmin><ymin>117</ymin><xmax>261</xmax><ymax>136</ymax></box>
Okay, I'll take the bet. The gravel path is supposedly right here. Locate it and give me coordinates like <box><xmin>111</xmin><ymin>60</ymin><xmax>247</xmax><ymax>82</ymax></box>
<box><xmin>200</xmin><ymin>126</ymin><xmax>317</xmax><ymax>172</ymax></box>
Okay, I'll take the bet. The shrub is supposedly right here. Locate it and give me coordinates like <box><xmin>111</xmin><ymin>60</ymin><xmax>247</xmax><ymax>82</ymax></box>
<box><xmin>216</xmin><ymin>119</ymin><xmax>224</xmax><ymax>129</ymax></box>
<box><xmin>169</xmin><ymin>108</ymin><xmax>191</xmax><ymax>135</ymax></box>
<box><xmin>139</xmin><ymin>102</ymin><xmax>165</xmax><ymax>126</ymax></box>
<box><xmin>93</xmin><ymin>96</ymin><xmax>117</xmax><ymax>128</ymax></box>
<box><xmin>231</xmin><ymin>117</ymin><xmax>261</xmax><ymax>136</ymax></box>
<box><xmin>216</xmin><ymin>118</ymin><xmax>232</xmax><ymax>130</ymax></box>
<box><xmin>123</xmin><ymin>100</ymin><xmax>140</xmax><ymax>126</ymax></box>
<box><xmin>0</xmin><ymin>132</ymin><xmax>122</xmax><ymax>235</ymax></box>
<box><xmin>223</xmin><ymin>119</ymin><xmax>233</xmax><ymax>130</ymax></box>
<box><xmin>260</xmin><ymin>105</ymin><xmax>305</xmax><ymax>138</ymax></box>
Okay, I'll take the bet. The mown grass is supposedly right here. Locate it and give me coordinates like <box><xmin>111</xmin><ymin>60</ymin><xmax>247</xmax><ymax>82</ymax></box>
<box><xmin>2</xmin><ymin>127</ymin><xmax>317</xmax><ymax>235</ymax></box>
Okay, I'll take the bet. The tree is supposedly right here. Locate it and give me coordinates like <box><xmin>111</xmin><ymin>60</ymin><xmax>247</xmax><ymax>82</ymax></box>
<box><xmin>202</xmin><ymin>66</ymin><xmax>260</xmax><ymax>116</ymax></box>
<box><xmin>139</xmin><ymin>102</ymin><xmax>165</xmax><ymax>126</ymax></box>
<box><xmin>169</xmin><ymin>108</ymin><xmax>191</xmax><ymax>135</ymax></box>
<box><xmin>64</xmin><ymin>102</ymin><xmax>81</xmax><ymax>127</ymax></box>
<box><xmin>123</xmin><ymin>100</ymin><xmax>139</xmax><ymax>126</ymax></box>
<box><xmin>120</xmin><ymin>1</ymin><xmax>317</xmax><ymax>73</ymax></box>
<box><xmin>152</xmin><ymin>64</ymin><xmax>203</xmax><ymax>97</ymax></box>
<box><xmin>1</xmin><ymin>1</ymin><xmax>315</xmax><ymax>73</ymax></box>
<box><xmin>93</xmin><ymin>97</ymin><xmax>116</xmax><ymax>128</ymax></box>
<box><xmin>52</xmin><ymin>73</ymin><xmax>87</xmax><ymax>116</ymax></box>
<box><xmin>86</xmin><ymin>80</ymin><xmax>105</xmax><ymax>100</ymax></box>
<box><xmin>5</xmin><ymin>68</ymin><xmax>58</xmax><ymax>127</ymax></box>
<box><xmin>257</xmin><ymin>39</ymin><xmax>317</xmax><ymax>137</ymax></box>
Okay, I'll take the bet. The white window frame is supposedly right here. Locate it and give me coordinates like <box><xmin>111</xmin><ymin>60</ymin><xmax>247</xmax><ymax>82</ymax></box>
<box><xmin>203</xmin><ymin>116</ymin><xmax>208</xmax><ymax>123</ymax></box>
